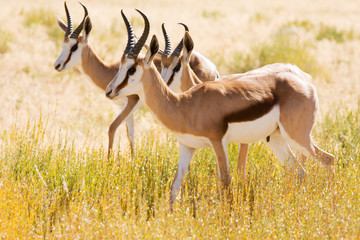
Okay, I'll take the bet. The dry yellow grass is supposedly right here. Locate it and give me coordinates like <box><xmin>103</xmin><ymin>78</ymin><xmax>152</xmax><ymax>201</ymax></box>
<box><xmin>0</xmin><ymin>0</ymin><xmax>359</xmax><ymax>147</ymax></box>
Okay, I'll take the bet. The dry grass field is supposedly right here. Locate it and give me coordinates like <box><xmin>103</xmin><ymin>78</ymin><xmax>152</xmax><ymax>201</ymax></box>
<box><xmin>0</xmin><ymin>0</ymin><xmax>359</xmax><ymax>238</ymax></box>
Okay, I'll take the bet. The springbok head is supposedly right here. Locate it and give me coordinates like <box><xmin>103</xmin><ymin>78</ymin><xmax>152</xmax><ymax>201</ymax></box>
<box><xmin>174</xmin><ymin>31</ymin><xmax>195</xmax><ymax>82</ymax></box>
<box><xmin>106</xmin><ymin>10</ymin><xmax>159</xmax><ymax>99</ymax></box>
<box><xmin>160</xmin><ymin>23</ymin><xmax>189</xmax><ymax>87</ymax></box>
<box><xmin>54</xmin><ymin>2</ymin><xmax>92</xmax><ymax>71</ymax></box>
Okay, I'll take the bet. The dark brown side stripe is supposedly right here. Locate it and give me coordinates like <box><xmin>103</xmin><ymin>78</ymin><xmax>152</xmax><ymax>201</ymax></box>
<box><xmin>225</xmin><ymin>95</ymin><xmax>278</xmax><ymax>123</ymax></box>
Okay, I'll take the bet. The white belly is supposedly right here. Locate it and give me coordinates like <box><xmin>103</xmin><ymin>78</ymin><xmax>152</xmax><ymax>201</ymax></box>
<box><xmin>224</xmin><ymin>105</ymin><xmax>280</xmax><ymax>144</ymax></box>
<box><xmin>174</xmin><ymin>105</ymin><xmax>279</xmax><ymax>148</ymax></box>
<box><xmin>174</xmin><ymin>133</ymin><xmax>212</xmax><ymax>149</ymax></box>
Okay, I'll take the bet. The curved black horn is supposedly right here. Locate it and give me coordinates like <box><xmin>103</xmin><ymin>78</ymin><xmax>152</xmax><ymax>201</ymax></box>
<box><xmin>178</xmin><ymin>23</ymin><xmax>189</xmax><ymax>32</ymax></box>
<box><xmin>64</xmin><ymin>1</ymin><xmax>73</xmax><ymax>38</ymax></box>
<box><xmin>70</xmin><ymin>2</ymin><xmax>88</xmax><ymax>39</ymax></box>
<box><xmin>171</xmin><ymin>39</ymin><xmax>183</xmax><ymax>57</ymax></box>
<box><xmin>121</xmin><ymin>10</ymin><xmax>135</xmax><ymax>56</ymax></box>
<box><xmin>162</xmin><ymin>23</ymin><xmax>171</xmax><ymax>56</ymax></box>
<box><xmin>171</xmin><ymin>23</ymin><xmax>190</xmax><ymax>57</ymax></box>
<box><xmin>127</xmin><ymin>9</ymin><xmax>150</xmax><ymax>59</ymax></box>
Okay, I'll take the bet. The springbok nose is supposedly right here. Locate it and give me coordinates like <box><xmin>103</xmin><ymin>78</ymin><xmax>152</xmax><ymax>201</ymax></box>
<box><xmin>105</xmin><ymin>89</ymin><xmax>113</xmax><ymax>98</ymax></box>
<box><xmin>55</xmin><ymin>63</ymin><xmax>61</xmax><ymax>71</ymax></box>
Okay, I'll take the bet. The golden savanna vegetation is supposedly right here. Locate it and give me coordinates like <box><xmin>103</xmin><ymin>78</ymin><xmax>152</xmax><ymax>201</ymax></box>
<box><xmin>0</xmin><ymin>0</ymin><xmax>359</xmax><ymax>238</ymax></box>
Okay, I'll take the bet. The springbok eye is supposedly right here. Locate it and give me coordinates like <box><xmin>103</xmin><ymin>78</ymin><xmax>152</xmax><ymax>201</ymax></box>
<box><xmin>71</xmin><ymin>44</ymin><xmax>78</xmax><ymax>52</ymax></box>
<box><xmin>173</xmin><ymin>62</ymin><xmax>181</xmax><ymax>72</ymax></box>
<box><xmin>128</xmin><ymin>67</ymin><xmax>136</xmax><ymax>75</ymax></box>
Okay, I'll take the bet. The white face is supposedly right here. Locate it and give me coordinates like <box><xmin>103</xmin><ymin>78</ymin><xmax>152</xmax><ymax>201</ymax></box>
<box><xmin>54</xmin><ymin>37</ymin><xmax>84</xmax><ymax>71</ymax></box>
<box><xmin>105</xmin><ymin>58</ymin><xmax>144</xmax><ymax>99</ymax></box>
<box><xmin>161</xmin><ymin>58</ymin><xmax>182</xmax><ymax>91</ymax></box>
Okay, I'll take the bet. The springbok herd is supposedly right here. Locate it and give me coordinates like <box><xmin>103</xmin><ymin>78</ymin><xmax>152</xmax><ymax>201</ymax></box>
<box><xmin>54</xmin><ymin>2</ymin><xmax>335</xmax><ymax>210</ymax></box>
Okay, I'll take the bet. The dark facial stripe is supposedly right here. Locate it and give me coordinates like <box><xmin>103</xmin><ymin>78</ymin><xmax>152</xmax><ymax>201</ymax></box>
<box><xmin>114</xmin><ymin>63</ymin><xmax>138</xmax><ymax>93</ymax></box>
<box><xmin>167</xmin><ymin>73</ymin><xmax>175</xmax><ymax>86</ymax></box>
<box><xmin>166</xmin><ymin>61</ymin><xmax>181</xmax><ymax>86</ymax></box>
<box><xmin>225</xmin><ymin>95</ymin><xmax>278</xmax><ymax>123</ymax></box>
<box><xmin>173</xmin><ymin>61</ymin><xmax>181</xmax><ymax>72</ymax></box>
<box><xmin>63</xmin><ymin>42</ymin><xmax>79</xmax><ymax>68</ymax></box>
<box><xmin>63</xmin><ymin>51</ymin><xmax>73</xmax><ymax>68</ymax></box>
<box><xmin>115</xmin><ymin>74</ymin><xmax>129</xmax><ymax>93</ymax></box>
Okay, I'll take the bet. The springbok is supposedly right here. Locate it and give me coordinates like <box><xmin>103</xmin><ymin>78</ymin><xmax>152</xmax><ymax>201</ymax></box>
<box><xmin>160</xmin><ymin>23</ymin><xmax>219</xmax><ymax>90</ymax></box>
<box><xmin>159</xmin><ymin>29</ymin><xmax>324</xmax><ymax>179</ymax></box>
<box><xmin>161</xmin><ymin>24</ymin><xmax>251</xmax><ymax>178</ymax></box>
<box><xmin>54</xmin><ymin>2</ymin><xmax>218</xmax><ymax>155</ymax></box>
<box><xmin>105</xmin><ymin>10</ymin><xmax>335</xmax><ymax>209</ymax></box>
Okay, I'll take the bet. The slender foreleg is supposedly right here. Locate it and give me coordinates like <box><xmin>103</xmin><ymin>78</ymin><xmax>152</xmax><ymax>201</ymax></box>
<box><xmin>211</xmin><ymin>140</ymin><xmax>232</xmax><ymax>188</ymax></box>
<box><xmin>108</xmin><ymin>95</ymin><xmax>140</xmax><ymax>157</ymax></box>
<box><xmin>170</xmin><ymin>142</ymin><xmax>196</xmax><ymax>211</ymax></box>
<box><xmin>237</xmin><ymin>143</ymin><xmax>249</xmax><ymax>179</ymax></box>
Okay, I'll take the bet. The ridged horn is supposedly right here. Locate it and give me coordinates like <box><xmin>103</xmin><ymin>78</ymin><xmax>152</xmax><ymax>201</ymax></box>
<box><xmin>64</xmin><ymin>1</ymin><xmax>73</xmax><ymax>38</ymax></box>
<box><xmin>70</xmin><ymin>2</ymin><xmax>88</xmax><ymax>39</ymax></box>
<box><xmin>171</xmin><ymin>23</ymin><xmax>190</xmax><ymax>57</ymax></box>
<box><xmin>121</xmin><ymin>10</ymin><xmax>135</xmax><ymax>56</ymax></box>
<box><xmin>127</xmin><ymin>9</ymin><xmax>150</xmax><ymax>59</ymax></box>
<box><xmin>162</xmin><ymin>23</ymin><xmax>171</xmax><ymax>56</ymax></box>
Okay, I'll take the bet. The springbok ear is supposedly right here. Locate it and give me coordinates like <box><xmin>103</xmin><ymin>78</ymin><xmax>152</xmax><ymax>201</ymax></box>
<box><xmin>183</xmin><ymin>31</ymin><xmax>193</xmax><ymax>63</ymax></box>
<box><xmin>144</xmin><ymin>43</ymin><xmax>164</xmax><ymax>57</ymax></box>
<box><xmin>144</xmin><ymin>35</ymin><xmax>159</xmax><ymax>65</ymax></box>
<box><xmin>56</xmin><ymin>17</ymin><xmax>68</xmax><ymax>33</ymax></box>
<box><xmin>82</xmin><ymin>16</ymin><xmax>92</xmax><ymax>41</ymax></box>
